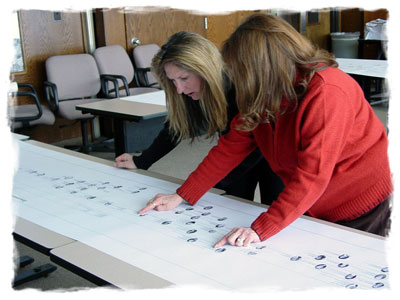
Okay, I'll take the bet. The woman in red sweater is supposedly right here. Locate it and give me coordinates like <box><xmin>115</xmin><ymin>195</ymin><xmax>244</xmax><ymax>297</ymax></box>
<box><xmin>139</xmin><ymin>14</ymin><xmax>392</xmax><ymax>248</ymax></box>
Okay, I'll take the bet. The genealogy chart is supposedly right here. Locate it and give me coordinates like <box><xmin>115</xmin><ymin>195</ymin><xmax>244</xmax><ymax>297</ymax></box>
<box><xmin>12</xmin><ymin>140</ymin><xmax>390</xmax><ymax>291</ymax></box>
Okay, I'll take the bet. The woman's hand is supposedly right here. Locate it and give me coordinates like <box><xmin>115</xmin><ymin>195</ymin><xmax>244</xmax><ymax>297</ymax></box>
<box><xmin>114</xmin><ymin>153</ymin><xmax>136</xmax><ymax>169</ymax></box>
<box><xmin>214</xmin><ymin>227</ymin><xmax>261</xmax><ymax>248</ymax></box>
<box><xmin>138</xmin><ymin>193</ymin><xmax>184</xmax><ymax>214</ymax></box>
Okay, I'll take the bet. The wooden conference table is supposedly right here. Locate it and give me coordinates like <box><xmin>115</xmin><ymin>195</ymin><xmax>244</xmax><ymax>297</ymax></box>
<box><xmin>76</xmin><ymin>91</ymin><xmax>167</xmax><ymax>157</ymax></box>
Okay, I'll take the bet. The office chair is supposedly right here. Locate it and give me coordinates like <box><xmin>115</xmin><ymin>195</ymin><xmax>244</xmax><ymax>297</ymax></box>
<box><xmin>93</xmin><ymin>45</ymin><xmax>159</xmax><ymax>98</ymax></box>
<box><xmin>132</xmin><ymin>43</ymin><xmax>161</xmax><ymax>89</ymax></box>
<box><xmin>44</xmin><ymin>53</ymin><xmax>109</xmax><ymax>154</ymax></box>
<box><xmin>8</xmin><ymin>82</ymin><xmax>55</xmax><ymax>131</ymax></box>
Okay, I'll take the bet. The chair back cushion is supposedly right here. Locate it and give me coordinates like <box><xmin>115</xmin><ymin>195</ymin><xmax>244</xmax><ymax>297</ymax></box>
<box><xmin>133</xmin><ymin>44</ymin><xmax>160</xmax><ymax>86</ymax></box>
<box><xmin>45</xmin><ymin>54</ymin><xmax>101</xmax><ymax>100</ymax></box>
<box><xmin>94</xmin><ymin>45</ymin><xmax>134</xmax><ymax>85</ymax></box>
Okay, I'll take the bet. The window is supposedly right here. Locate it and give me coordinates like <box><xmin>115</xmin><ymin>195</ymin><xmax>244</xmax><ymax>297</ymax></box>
<box><xmin>10</xmin><ymin>11</ymin><xmax>25</xmax><ymax>73</ymax></box>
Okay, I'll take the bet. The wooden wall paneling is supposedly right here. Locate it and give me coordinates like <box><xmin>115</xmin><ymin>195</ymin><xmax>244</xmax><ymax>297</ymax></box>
<box><xmin>10</xmin><ymin>9</ymin><xmax>87</xmax><ymax>143</ymax></box>
<box><xmin>363</xmin><ymin>9</ymin><xmax>389</xmax><ymax>25</ymax></box>
<box><xmin>94</xmin><ymin>8</ymin><xmax>127</xmax><ymax>48</ymax></box>
<box><xmin>124</xmin><ymin>8</ymin><xmax>206</xmax><ymax>55</ymax></box>
<box><xmin>339</xmin><ymin>8</ymin><xmax>363</xmax><ymax>33</ymax></box>
<box><xmin>205</xmin><ymin>10</ymin><xmax>262</xmax><ymax>50</ymax></box>
<box><xmin>305</xmin><ymin>9</ymin><xmax>331</xmax><ymax>50</ymax></box>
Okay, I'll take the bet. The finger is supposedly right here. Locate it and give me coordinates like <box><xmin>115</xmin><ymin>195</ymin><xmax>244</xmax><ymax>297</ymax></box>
<box><xmin>138</xmin><ymin>205</ymin><xmax>153</xmax><ymax>214</ymax></box>
<box><xmin>116</xmin><ymin>159</ymin><xmax>133</xmax><ymax>168</ymax></box>
<box><xmin>213</xmin><ymin>228</ymin><xmax>237</xmax><ymax>248</ymax></box>
<box><xmin>227</xmin><ymin>228</ymin><xmax>245</xmax><ymax>246</ymax></box>
<box><xmin>228</xmin><ymin>228</ymin><xmax>250</xmax><ymax>247</ymax></box>
<box><xmin>138</xmin><ymin>201</ymin><xmax>157</xmax><ymax>214</ymax></box>
<box><xmin>237</xmin><ymin>229</ymin><xmax>253</xmax><ymax>247</ymax></box>
<box><xmin>236</xmin><ymin>236</ymin><xmax>245</xmax><ymax>247</ymax></box>
<box><xmin>114</xmin><ymin>161</ymin><xmax>127</xmax><ymax>168</ymax></box>
<box><xmin>114</xmin><ymin>156</ymin><xmax>126</xmax><ymax>166</ymax></box>
<box><xmin>242</xmin><ymin>236</ymin><xmax>252</xmax><ymax>247</ymax></box>
<box><xmin>153</xmin><ymin>203</ymin><xmax>171</xmax><ymax>211</ymax></box>
<box><xmin>114</xmin><ymin>154</ymin><xmax>134</xmax><ymax>168</ymax></box>
<box><xmin>115</xmin><ymin>153</ymin><xmax>128</xmax><ymax>162</ymax></box>
<box><xmin>242</xmin><ymin>234</ymin><xmax>256</xmax><ymax>247</ymax></box>
<box><xmin>213</xmin><ymin>236</ymin><xmax>228</xmax><ymax>248</ymax></box>
<box><xmin>122</xmin><ymin>162</ymin><xmax>133</xmax><ymax>169</ymax></box>
<box><xmin>243</xmin><ymin>230</ymin><xmax>260</xmax><ymax>247</ymax></box>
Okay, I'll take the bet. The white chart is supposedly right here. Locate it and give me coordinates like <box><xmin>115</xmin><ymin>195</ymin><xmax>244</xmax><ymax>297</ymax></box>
<box><xmin>120</xmin><ymin>90</ymin><xmax>166</xmax><ymax>106</ymax></box>
<box><xmin>12</xmin><ymin>141</ymin><xmax>390</xmax><ymax>291</ymax></box>
<box><xmin>336</xmin><ymin>58</ymin><xmax>388</xmax><ymax>78</ymax></box>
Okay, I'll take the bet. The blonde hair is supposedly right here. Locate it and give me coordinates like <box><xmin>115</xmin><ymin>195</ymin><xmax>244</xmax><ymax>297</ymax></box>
<box><xmin>151</xmin><ymin>31</ymin><xmax>227</xmax><ymax>141</ymax></box>
<box><xmin>222</xmin><ymin>13</ymin><xmax>337</xmax><ymax>131</ymax></box>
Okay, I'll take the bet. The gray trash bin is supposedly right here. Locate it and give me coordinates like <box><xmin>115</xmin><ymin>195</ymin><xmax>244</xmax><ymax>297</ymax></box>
<box><xmin>330</xmin><ymin>32</ymin><xmax>360</xmax><ymax>58</ymax></box>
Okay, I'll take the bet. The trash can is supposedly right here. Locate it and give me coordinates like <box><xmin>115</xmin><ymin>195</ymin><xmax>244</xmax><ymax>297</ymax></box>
<box><xmin>330</xmin><ymin>32</ymin><xmax>360</xmax><ymax>58</ymax></box>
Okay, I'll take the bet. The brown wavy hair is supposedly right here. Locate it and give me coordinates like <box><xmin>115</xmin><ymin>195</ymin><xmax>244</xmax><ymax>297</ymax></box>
<box><xmin>151</xmin><ymin>31</ymin><xmax>227</xmax><ymax>141</ymax></box>
<box><xmin>222</xmin><ymin>13</ymin><xmax>337</xmax><ymax>131</ymax></box>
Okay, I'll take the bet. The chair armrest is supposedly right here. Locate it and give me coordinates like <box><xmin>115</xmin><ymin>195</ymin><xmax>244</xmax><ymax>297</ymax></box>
<box><xmin>136</xmin><ymin>67</ymin><xmax>151</xmax><ymax>72</ymax></box>
<box><xmin>17</xmin><ymin>82</ymin><xmax>37</xmax><ymax>94</ymax></box>
<box><xmin>10</xmin><ymin>83</ymin><xmax>43</xmax><ymax>122</ymax></box>
<box><xmin>100</xmin><ymin>74</ymin><xmax>120</xmax><ymax>98</ymax></box>
<box><xmin>135</xmin><ymin>67</ymin><xmax>151</xmax><ymax>87</ymax></box>
<box><xmin>100</xmin><ymin>74</ymin><xmax>130</xmax><ymax>98</ymax></box>
<box><xmin>43</xmin><ymin>81</ymin><xmax>59</xmax><ymax>112</ymax></box>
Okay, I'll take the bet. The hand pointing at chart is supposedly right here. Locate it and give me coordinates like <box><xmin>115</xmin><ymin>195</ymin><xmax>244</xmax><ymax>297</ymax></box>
<box><xmin>138</xmin><ymin>193</ymin><xmax>184</xmax><ymax>214</ymax></box>
<box><xmin>213</xmin><ymin>227</ymin><xmax>260</xmax><ymax>248</ymax></box>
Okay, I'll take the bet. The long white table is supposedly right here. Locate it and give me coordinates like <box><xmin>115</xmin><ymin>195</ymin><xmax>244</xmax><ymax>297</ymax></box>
<box><xmin>337</xmin><ymin>58</ymin><xmax>389</xmax><ymax>106</ymax></box>
<box><xmin>12</xmin><ymin>139</ymin><xmax>390</xmax><ymax>291</ymax></box>
<box><xmin>336</xmin><ymin>58</ymin><xmax>388</xmax><ymax>78</ymax></box>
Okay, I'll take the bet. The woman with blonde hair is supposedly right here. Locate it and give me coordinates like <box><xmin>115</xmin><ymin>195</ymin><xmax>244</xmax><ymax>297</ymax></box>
<box><xmin>115</xmin><ymin>31</ymin><xmax>284</xmax><ymax>204</ymax></box>
<box><xmin>140</xmin><ymin>15</ymin><xmax>392</xmax><ymax>248</ymax></box>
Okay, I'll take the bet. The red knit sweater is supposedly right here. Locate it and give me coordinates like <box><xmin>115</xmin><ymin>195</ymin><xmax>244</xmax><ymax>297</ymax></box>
<box><xmin>176</xmin><ymin>67</ymin><xmax>392</xmax><ymax>241</ymax></box>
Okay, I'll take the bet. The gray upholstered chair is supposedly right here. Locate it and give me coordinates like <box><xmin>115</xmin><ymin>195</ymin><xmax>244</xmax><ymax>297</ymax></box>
<box><xmin>93</xmin><ymin>45</ymin><xmax>159</xmax><ymax>98</ymax></box>
<box><xmin>132</xmin><ymin>43</ymin><xmax>161</xmax><ymax>89</ymax></box>
<box><xmin>44</xmin><ymin>53</ymin><xmax>107</xmax><ymax>153</ymax></box>
<box><xmin>8</xmin><ymin>82</ymin><xmax>55</xmax><ymax>131</ymax></box>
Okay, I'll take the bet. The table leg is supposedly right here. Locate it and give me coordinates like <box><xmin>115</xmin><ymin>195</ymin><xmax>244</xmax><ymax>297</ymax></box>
<box><xmin>113</xmin><ymin>118</ymin><xmax>127</xmax><ymax>157</ymax></box>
